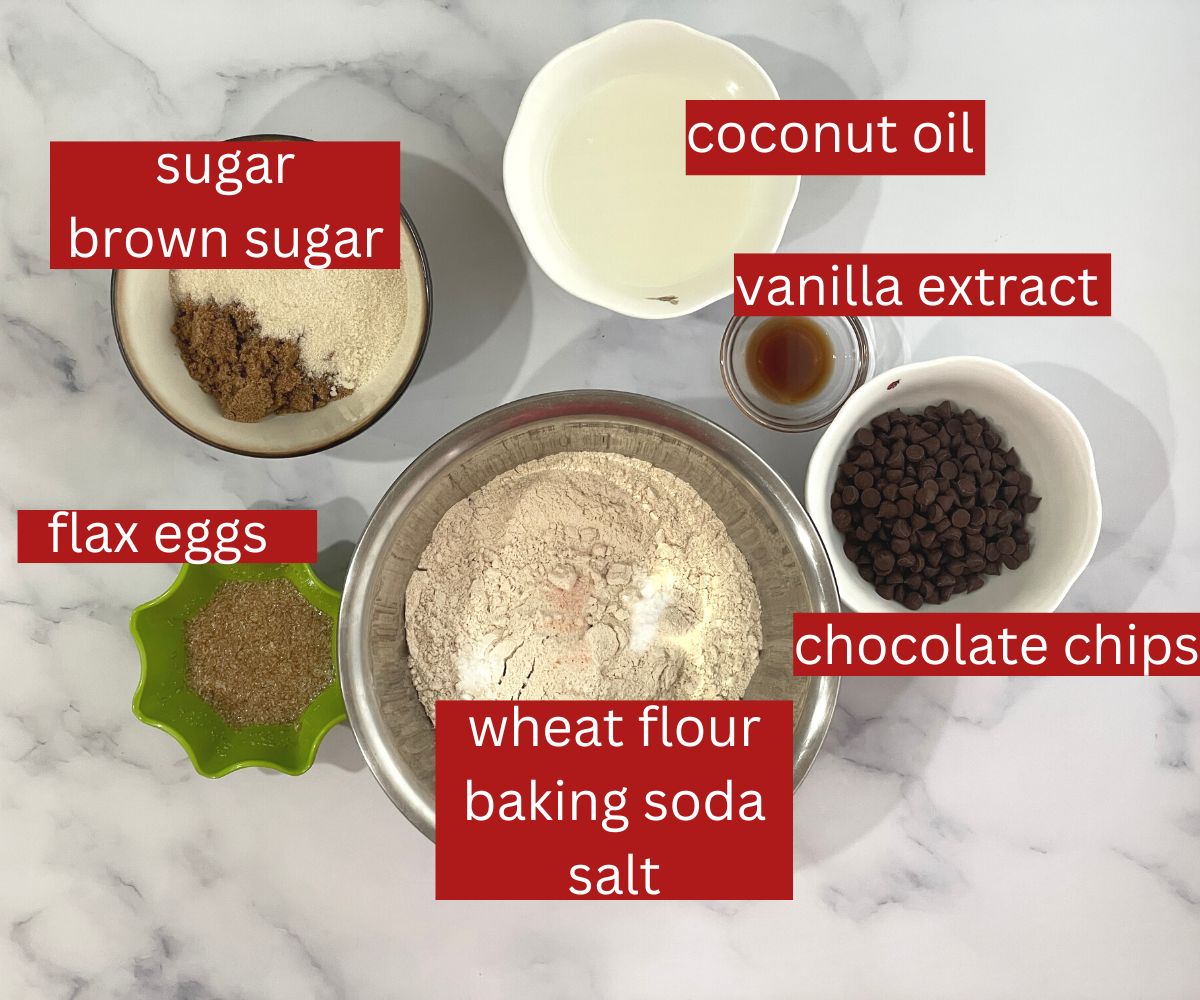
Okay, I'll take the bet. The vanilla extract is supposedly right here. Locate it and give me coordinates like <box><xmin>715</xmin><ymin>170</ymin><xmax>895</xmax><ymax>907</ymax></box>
<box><xmin>737</xmin><ymin>262</ymin><xmax>1103</xmax><ymax>311</ymax></box>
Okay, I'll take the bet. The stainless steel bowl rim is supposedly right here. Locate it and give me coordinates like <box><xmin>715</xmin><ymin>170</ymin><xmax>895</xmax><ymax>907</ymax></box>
<box><xmin>339</xmin><ymin>390</ymin><xmax>841</xmax><ymax>840</ymax></box>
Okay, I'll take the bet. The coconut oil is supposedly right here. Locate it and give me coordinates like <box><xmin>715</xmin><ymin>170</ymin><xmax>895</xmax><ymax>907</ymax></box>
<box><xmin>544</xmin><ymin>72</ymin><xmax>764</xmax><ymax>294</ymax></box>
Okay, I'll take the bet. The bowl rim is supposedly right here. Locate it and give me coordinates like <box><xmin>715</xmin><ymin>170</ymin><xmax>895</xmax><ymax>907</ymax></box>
<box><xmin>339</xmin><ymin>389</ymin><xmax>841</xmax><ymax>841</ymax></box>
<box><xmin>110</xmin><ymin>133</ymin><xmax>434</xmax><ymax>459</ymax></box>
<box><xmin>130</xmin><ymin>561</ymin><xmax>346</xmax><ymax>777</ymax></box>
<box><xmin>502</xmin><ymin>19</ymin><xmax>800</xmax><ymax>319</ymax></box>
<box><xmin>804</xmin><ymin>355</ymin><xmax>1103</xmax><ymax>613</ymax></box>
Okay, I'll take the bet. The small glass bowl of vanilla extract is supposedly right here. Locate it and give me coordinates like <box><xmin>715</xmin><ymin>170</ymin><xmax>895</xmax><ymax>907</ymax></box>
<box><xmin>720</xmin><ymin>314</ymin><xmax>876</xmax><ymax>432</ymax></box>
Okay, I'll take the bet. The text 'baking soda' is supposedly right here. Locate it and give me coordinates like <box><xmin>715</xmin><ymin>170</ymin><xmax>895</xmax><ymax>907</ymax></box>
<box><xmin>435</xmin><ymin>701</ymin><xmax>794</xmax><ymax>900</ymax></box>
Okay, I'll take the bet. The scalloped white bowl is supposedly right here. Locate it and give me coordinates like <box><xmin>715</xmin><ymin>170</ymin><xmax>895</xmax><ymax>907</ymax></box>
<box><xmin>503</xmin><ymin>19</ymin><xmax>799</xmax><ymax>319</ymax></box>
<box><xmin>805</xmin><ymin>356</ymin><xmax>1102</xmax><ymax>613</ymax></box>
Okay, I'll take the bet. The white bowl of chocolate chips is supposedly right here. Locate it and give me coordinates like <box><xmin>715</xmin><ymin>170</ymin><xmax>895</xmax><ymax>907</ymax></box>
<box><xmin>805</xmin><ymin>356</ymin><xmax>1101</xmax><ymax>613</ymax></box>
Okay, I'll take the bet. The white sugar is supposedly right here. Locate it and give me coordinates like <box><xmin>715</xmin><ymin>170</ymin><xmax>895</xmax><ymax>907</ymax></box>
<box><xmin>170</xmin><ymin>268</ymin><xmax>407</xmax><ymax>389</ymax></box>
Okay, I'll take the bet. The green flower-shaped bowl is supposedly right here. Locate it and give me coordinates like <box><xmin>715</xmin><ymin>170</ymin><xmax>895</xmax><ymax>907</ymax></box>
<box><xmin>130</xmin><ymin>562</ymin><xmax>346</xmax><ymax>777</ymax></box>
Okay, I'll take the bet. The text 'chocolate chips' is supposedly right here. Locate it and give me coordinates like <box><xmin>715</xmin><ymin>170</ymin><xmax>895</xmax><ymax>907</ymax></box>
<box><xmin>830</xmin><ymin>400</ymin><xmax>1040</xmax><ymax>609</ymax></box>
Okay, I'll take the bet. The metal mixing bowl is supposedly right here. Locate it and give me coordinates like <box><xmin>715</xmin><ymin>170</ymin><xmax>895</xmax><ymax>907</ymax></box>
<box><xmin>339</xmin><ymin>390</ymin><xmax>840</xmax><ymax>841</ymax></box>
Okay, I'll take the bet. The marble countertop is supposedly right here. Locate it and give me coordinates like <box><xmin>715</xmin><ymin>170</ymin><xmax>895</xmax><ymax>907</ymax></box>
<box><xmin>2</xmin><ymin>0</ymin><xmax>1198</xmax><ymax>996</ymax></box>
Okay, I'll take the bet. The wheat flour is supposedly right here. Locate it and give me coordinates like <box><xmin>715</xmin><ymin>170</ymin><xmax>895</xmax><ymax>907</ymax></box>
<box><xmin>405</xmin><ymin>451</ymin><xmax>762</xmax><ymax>723</ymax></box>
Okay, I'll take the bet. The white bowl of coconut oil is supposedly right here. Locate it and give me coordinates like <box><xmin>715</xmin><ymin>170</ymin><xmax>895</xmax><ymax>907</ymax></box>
<box><xmin>504</xmin><ymin>20</ymin><xmax>799</xmax><ymax>319</ymax></box>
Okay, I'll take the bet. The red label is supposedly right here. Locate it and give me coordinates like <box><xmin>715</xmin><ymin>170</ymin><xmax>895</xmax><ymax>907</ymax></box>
<box><xmin>793</xmin><ymin>614</ymin><xmax>1200</xmax><ymax>677</ymax></box>
<box><xmin>687</xmin><ymin>100</ymin><xmax>984</xmax><ymax>175</ymax></box>
<box><xmin>50</xmin><ymin>141</ymin><xmax>400</xmax><ymax>268</ymax></box>
<box><xmin>735</xmin><ymin>253</ymin><xmax>1111</xmax><ymax>316</ymax></box>
<box><xmin>436</xmin><ymin>701</ymin><xmax>793</xmax><ymax>900</ymax></box>
<box><xmin>16</xmin><ymin>510</ymin><xmax>317</xmax><ymax>564</ymax></box>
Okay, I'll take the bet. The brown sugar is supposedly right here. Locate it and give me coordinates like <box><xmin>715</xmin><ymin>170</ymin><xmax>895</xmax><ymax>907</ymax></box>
<box><xmin>185</xmin><ymin>578</ymin><xmax>333</xmax><ymax>727</ymax></box>
<box><xmin>172</xmin><ymin>297</ymin><xmax>351</xmax><ymax>422</ymax></box>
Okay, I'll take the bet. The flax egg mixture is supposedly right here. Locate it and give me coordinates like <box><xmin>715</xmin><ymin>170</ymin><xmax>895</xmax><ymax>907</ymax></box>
<box><xmin>185</xmin><ymin>578</ymin><xmax>333</xmax><ymax>727</ymax></box>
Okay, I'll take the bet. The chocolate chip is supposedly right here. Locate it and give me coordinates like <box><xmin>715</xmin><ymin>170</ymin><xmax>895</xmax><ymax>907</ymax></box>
<box><xmin>829</xmin><ymin>399</ymin><xmax>1040</xmax><ymax>609</ymax></box>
